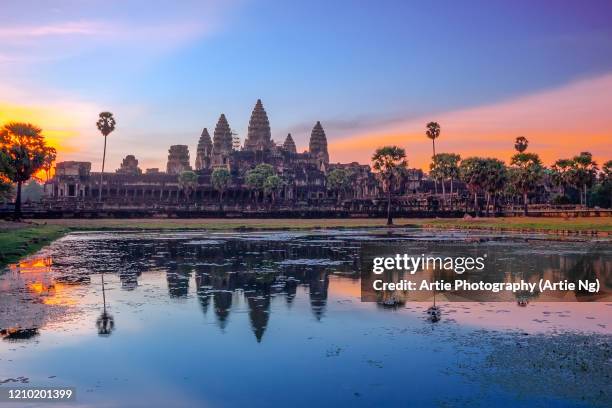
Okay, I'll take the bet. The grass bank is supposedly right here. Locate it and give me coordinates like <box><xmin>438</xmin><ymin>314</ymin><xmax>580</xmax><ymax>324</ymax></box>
<box><xmin>420</xmin><ymin>217</ymin><xmax>612</xmax><ymax>234</ymax></box>
<box><xmin>37</xmin><ymin>217</ymin><xmax>419</xmax><ymax>231</ymax></box>
<box><xmin>1</xmin><ymin>217</ymin><xmax>610</xmax><ymax>268</ymax></box>
<box><xmin>0</xmin><ymin>223</ymin><xmax>67</xmax><ymax>267</ymax></box>
<box><xmin>35</xmin><ymin>217</ymin><xmax>612</xmax><ymax>234</ymax></box>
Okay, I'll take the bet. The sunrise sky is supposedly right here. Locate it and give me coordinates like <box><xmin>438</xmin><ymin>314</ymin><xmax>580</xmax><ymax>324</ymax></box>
<box><xmin>1</xmin><ymin>0</ymin><xmax>611</xmax><ymax>171</ymax></box>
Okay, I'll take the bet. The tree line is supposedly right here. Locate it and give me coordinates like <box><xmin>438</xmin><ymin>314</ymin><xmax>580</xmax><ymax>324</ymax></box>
<box><xmin>370</xmin><ymin>123</ymin><xmax>611</xmax><ymax>224</ymax></box>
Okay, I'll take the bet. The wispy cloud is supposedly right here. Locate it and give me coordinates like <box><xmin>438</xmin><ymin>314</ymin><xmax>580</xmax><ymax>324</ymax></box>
<box><xmin>0</xmin><ymin>1</ymin><xmax>235</xmax><ymax>66</ymax></box>
<box><xmin>0</xmin><ymin>21</ymin><xmax>108</xmax><ymax>39</ymax></box>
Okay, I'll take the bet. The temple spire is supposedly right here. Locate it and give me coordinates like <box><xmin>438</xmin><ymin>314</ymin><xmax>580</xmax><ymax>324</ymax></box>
<box><xmin>244</xmin><ymin>99</ymin><xmax>272</xmax><ymax>151</ymax></box>
<box><xmin>309</xmin><ymin>121</ymin><xmax>329</xmax><ymax>168</ymax></box>
<box><xmin>212</xmin><ymin>114</ymin><xmax>233</xmax><ymax>167</ymax></box>
<box><xmin>283</xmin><ymin>133</ymin><xmax>297</xmax><ymax>153</ymax></box>
<box><xmin>195</xmin><ymin>128</ymin><xmax>213</xmax><ymax>170</ymax></box>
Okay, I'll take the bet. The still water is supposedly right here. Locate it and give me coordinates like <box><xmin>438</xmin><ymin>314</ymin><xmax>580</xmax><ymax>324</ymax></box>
<box><xmin>1</xmin><ymin>229</ymin><xmax>611</xmax><ymax>407</ymax></box>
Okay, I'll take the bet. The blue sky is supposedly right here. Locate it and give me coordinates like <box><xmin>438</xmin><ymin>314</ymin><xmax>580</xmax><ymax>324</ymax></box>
<box><xmin>1</xmin><ymin>0</ymin><xmax>611</xmax><ymax>169</ymax></box>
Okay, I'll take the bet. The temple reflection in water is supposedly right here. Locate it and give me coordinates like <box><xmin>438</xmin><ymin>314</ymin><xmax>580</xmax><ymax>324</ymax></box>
<box><xmin>155</xmin><ymin>237</ymin><xmax>343</xmax><ymax>341</ymax></box>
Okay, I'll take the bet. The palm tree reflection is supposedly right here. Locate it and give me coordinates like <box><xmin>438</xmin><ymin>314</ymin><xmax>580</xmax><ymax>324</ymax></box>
<box><xmin>96</xmin><ymin>273</ymin><xmax>115</xmax><ymax>337</ymax></box>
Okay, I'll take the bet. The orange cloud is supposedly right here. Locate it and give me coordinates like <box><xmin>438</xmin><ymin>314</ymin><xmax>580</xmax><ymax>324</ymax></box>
<box><xmin>329</xmin><ymin>74</ymin><xmax>612</xmax><ymax>170</ymax></box>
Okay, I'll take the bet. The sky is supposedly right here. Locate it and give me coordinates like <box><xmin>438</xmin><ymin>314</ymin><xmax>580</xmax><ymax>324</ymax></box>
<box><xmin>1</xmin><ymin>0</ymin><xmax>611</xmax><ymax>171</ymax></box>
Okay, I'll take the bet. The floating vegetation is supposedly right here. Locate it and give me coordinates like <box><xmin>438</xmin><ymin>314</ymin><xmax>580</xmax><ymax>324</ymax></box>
<box><xmin>0</xmin><ymin>327</ymin><xmax>40</xmax><ymax>342</ymax></box>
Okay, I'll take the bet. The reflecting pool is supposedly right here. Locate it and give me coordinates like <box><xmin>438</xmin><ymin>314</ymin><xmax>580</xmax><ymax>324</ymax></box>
<box><xmin>1</xmin><ymin>229</ymin><xmax>610</xmax><ymax>407</ymax></box>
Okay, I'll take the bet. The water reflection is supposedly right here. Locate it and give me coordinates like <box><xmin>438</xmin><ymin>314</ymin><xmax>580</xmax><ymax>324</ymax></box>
<box><xmin>0</xmin><ymin>327</ymin><xmax>40</xmax><ymax>342</ymax></box>
<box><xmin>1</xmin><ymin>230</ymin><xmax>611</xmax><ymax>407</ymax></box>
<box><xmin>96</xmin><ymin>273</ymin><xmax>115</xmax><ymax>337</ymax></box>
<box><xmin>1</xmin><ymin>230</ymin><xmax>611</xmax><ymax>343</ymax></box>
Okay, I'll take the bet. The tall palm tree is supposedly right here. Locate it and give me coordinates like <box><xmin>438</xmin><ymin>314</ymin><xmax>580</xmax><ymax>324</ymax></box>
<box><xmin>372</xmin><ymin>146</ymin><xmax>408</xmax><ymax>225</ymax></box>
<box><xmin>96</xmin><ymin>112</ymin><xmax>116</xmax><ymax>201</ymax></box>
<box><xmin>514</xmin><ymin>136</ymin><xmax>529</xmax><ymax>153</ymax></box>
<box><xmin>96</xmin><ymin>273</ymin><xmax>115</xmax><ymax>337</ymax></box>
<box><xmin>426</xmin><ymin>122</ymin><xmax>441</xmax><ymax>194</ymax></box>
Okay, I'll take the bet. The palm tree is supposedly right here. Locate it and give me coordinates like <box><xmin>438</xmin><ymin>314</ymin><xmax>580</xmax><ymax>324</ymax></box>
<box><xmin>514</xmin><ymin>136</ymin><xmax>529</xmax><ymax>153</ymax></box>
<box><xmin>96</xmin><ymin>112</ymin><xmax>116</xmax><ymax>201</ymax></box>
<box><xmin>459</xmin><ymin>157</ymin><xmax>489</xmax><ymax>216</ymax></box>
<box><xmin>603</xmin><ymin>160</ymin><xmax>612</xmax><ymax>181</ymax></box>
<box><xmin>42</xmin><ymin>147</ymin><xmax>57</xmax><ymax>182</ymax></box>
<box><xmin>509</xmin><ymin>152</ymin><xmax>544</xmax><ymax>215</ymax></box>
<box><xmin>447</xmin><ymin>154</ymin><xmax>461</xmax><ymax>209</ymax></box>
<box><xmin>430</xmin><ymin>153</ymin><xmax>461</xmax><ymax>208</ymax></box>
<box><xmin>482</xmin><ymin>158</ymin><xmax>507</xmax><ymax>216</ymax></box>
<box><xmin>550</xmin><ymin>158</ymin><xmax>574</xmax><ymax>200</ymax></box>
<box><xmin>429</xmin><ymin>159</ymin><xmax>444</xmax><ymax>200</ymax></box>
<box><xmin>426</xmin><ymin>122</ymin><xmax>441</xmax><ymax>194</ymax></box>
<box><xmin>211</xmin><ymin>167</ymin><xmax>231</xmax><ymax>210</ymax></box>
<box><xmin>571</xmin><ymin>152</ymin><xmax>598</xmax><ymax>207</ymax></box>
<box><xmin>599</xmin><ymin>160</ymin><xmax>612</xmax><ymax>208</ymax></box>
<box><xmin>371</xmin><ymin>146</ymin><xmax>408</xmax><ymax>225</ymax></box>
<box><xmin>0</xmin><ymin>122</ymin><xmax>52</xmax><ymax>219</ymax></box>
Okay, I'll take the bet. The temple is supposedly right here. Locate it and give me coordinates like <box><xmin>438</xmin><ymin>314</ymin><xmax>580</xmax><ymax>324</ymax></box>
<box><xmin>44</xmin><ymin>99</ymin><xmax>433</xmax><ymax>215</ymax></box>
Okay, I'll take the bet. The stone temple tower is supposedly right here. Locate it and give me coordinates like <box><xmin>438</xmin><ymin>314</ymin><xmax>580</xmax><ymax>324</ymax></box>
<box><xmin>195</xmin><ymin>128</ymin><xmax>213</xmax><ymax>170</ymax></box>
<box><xmin>244</xmin><ymin>99</ymin><xmax>272</xmax><ymax>151</ymax></box>
<box><xmin>117</xmin><ymin>155</ymin><xmax>141</xmax><ymax>175</ymax></box>
<box><xmin>212</xmin><ymin>114</ymin><xmax>233</xmax><ymax>167</ymax></box>
<box><xmin>309</xmin><ymin>121</ymin><xmax>329</xmax><ymax>170</ymax></box>
<box><xmin>166</xmin><ymin>145</ymin><xmax>192</xmax><ymax>175</ymax></box>
<box><xmin>283</xmin><ymin>133</ymin><xmax>297</xmax><ymax>153</ymax></box>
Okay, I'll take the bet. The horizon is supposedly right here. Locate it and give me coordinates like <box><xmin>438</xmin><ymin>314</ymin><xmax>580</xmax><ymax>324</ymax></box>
<box><xmin>1</xmin><ymin>0</ymin><xmax>611</xmax><ymax>172</ymax></box>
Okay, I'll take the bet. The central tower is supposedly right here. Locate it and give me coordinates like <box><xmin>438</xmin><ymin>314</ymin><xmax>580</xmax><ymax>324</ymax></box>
<box><xmin>244</xmin><ymin>99</ymin><xmax>272</xmax><ymax>151</ymax></box>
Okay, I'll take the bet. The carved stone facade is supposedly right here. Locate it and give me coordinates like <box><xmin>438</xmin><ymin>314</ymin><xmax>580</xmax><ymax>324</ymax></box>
<box><xmin>166</xmin><ymin>145</ymin><xmax>191</xmax><ymax>175</ymax></box>
<box><xmin>49</xmin><ymin>161</ymin><xmax>91</xmax><ymax>197</ymax></box>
